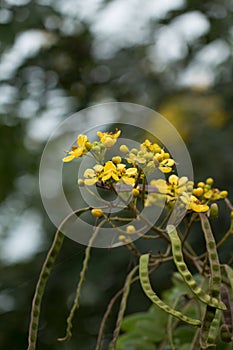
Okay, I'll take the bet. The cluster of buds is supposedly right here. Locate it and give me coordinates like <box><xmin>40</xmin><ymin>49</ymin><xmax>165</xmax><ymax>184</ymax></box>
<box><xmin>120</xmin><ymin>139</ymin><xmax>175</xmax><ymax>174</ymax></box>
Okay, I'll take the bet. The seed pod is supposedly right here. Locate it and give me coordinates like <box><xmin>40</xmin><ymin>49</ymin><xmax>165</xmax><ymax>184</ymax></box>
<box><xmin>200</xmin><ymin>215</ymin><xmax>223</xmax><ymax>302</ymax></box>
<box><xmin>167</xmin><ymin>225</ymin><xmax>225</xmax><ymax>310</ymax></box>
<box><xmin>220</xmin><ymin>324</ymin><xmax>232</xmax><ymax>343</ymax></box>
<box><xmin>139</xmin><ymin>254</ymin><xmax>201</xmax><ymax>327</ymax></box>
<box><xmin>220</xmin><ymin>285</ymin><xmax>233</xmax><ymax>341</ymax></box>
<box><xmin>200</xmin><ymin>306</ymin><xmax>219</xmax><ymax>349</ymax></box>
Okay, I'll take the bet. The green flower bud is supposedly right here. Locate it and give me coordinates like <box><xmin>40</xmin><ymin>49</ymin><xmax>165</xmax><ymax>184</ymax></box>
<box><xmin>120</xmin><ymin>145</ymin><xmax>129</xmax><ymax>154</ymax></box>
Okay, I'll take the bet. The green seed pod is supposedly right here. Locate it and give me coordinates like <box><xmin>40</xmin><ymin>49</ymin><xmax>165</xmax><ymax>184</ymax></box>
<box><xmin>200</xmin><ymin>215</ymin><xmax>223</xmax><ymax>302</ymax></box>
<box><xmin>220</xmin><ymin>324</ymin><xmax>232</xmax><ymax>343</ymax></box>
<box><xmin>139</xmin><ymin>254</ymin><xmax>201</xmax><ymax>327</ymax></box>
<box><xmin>27</xmin><ymin>231</ymin><xmax>64</xmax><ymax>350</ymax></box>
<box><xmin>222</xmin><ymin>265</ymin><xmax>233</xmax><ymax>292</ymax></box>
<box><xmin>166</xmin><ymin>225</ymin><xmax>226</xmax><ymax>310</ymax></box>
<box><xmin>220</xmin><ymin>284</ymin><xmax>233</xmax><ymax>340</ymax></box>
<box><xmin>200</xmin><ymin>306</ymin><xmax>223</xmax><ymax>348</ymax></box>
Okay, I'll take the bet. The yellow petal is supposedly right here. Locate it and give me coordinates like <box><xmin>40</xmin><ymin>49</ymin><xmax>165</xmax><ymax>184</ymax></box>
<box><xmin>117</xmin><ymin>163</ymin><xmax>126</xmax><ymax>170</ymax></box>
<box><xmin>103</xmin><ymin>137</ymin><xmax>117</xmax><ymax>147</ymax></box>
<box><xmin>190</xmin><ymin>202</ymin><xmax>209</xmax><ymax>213</ymax></box>
<box><xmin>113</xmin><ymin>130</ymin><xmax>121</xmax><ymax>138</ymax></box>
<box><xmin>97</xmin><ymin>131</ymin><xmax>103</xmax><ymax>138</ymax></box>
<box><xmin>73</xmin><ymin>148</ymin><xmax>83</xmax><ymax>158</ymax></box>
<box><xmin>125</xmin><ymin>167</ymin><xmax>137</xmax><ymax>176</ymax></box>
<box><xmin>93</xmin><ymin>164</ymin><xmax>104</xmax><ymax>172</ymax></box>
<box><xmin>104</xmin><ymin>161</ymin><xmax>116</xmax><ymax>172</ymax></box>
<box><xmin>169</xmin><ymin>174</ymin><xmax>178</xmax><ymax>185</ymax></box>
<box><xmin>84</xmin><ymin>178</ymin><xmax>98</xmax><ymax>186</ymax></box>
<box><xmin>77</xmin><ymin>134</ymin><xmax>88</xmax><ymax>147</ymax></box>
<box><xmin>150</xmin><ymin>179</ymin><xmax>167</xmax><ymax>194</ymax></box>
<box><xmin>63</xmin><ymin>155</ymin><xmax>75</xmax><ymax>162</ymax></box>
<box><xmin>161</xmin><ymin>159</ymin><xmax>175</xmax><ymax>167</ymax></box>
<box><xmin>122</xmin><ymin>177</ymin><xmax>135</xmax><ymax>185</ymax></box>
<box><xmin>159</xmin><ymin>166</ymin><xmax>172</xmax><ymax>173</ymax></box>
<box><xmin>112</xmin><ymin>172</ymin><xmax>119</xmax><ymax>181</ymax></box>
<box><xmin>84</xmin><ymin>169</ymin><xmax>96</xmax><ymax>178</ymax></box>
<box><xmin>102</xmin><ymin>173</ymin><xmax>112</xmax><ymax>181</ymax></box>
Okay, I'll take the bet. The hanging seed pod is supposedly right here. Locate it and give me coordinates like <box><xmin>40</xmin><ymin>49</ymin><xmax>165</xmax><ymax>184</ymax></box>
<box><xmin>220</xmin><ymin>285</ymin><xmax>233</xmax><ymax>342</ymax></box>
<box><xmin>166</xmin><ymin>225</ymin><xmax>225</xmax><ymax>310</ymax></box>
<box><xmin>139</xmin><ymin>254</ymin><xmax>201</xmax><ymax>326</ymax></box>
<box><xmin>200</xmin><ymin>306</ymin><xmax>219</xmax><ymax>349</ymax></box>
<box><xmin>200</xmin><ymin>214</ymin><xmax>222</xmax><ymax>300</ymax></box>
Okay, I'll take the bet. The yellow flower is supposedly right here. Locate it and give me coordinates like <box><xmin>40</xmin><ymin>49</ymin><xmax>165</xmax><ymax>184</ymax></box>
<box><xmin>121</xmin><ymin>166</ymin><xmax>138</xmax><ymax>186</ymax></box>
<box><xmin>159</xmin><ymin>158</ymin><xmax>175</xmax><ymax>173</ymax></box>
<box><xmin>84</xmin><ymin>164</ymin><xmax>103</xmax><ymax>185</ymax></box>
<box><xmin>181</xmin><ymin>194</ymin><xmax>209</xmax><ymax>213</ymax></box>
<box><xmin>190</xmin><ymin>200</ymin><xmax>209</xmax><ymax>213</ymax></box>
<box><xmin>150</xmin><ymin>179</ymin><xmax>168</xmax><ymax>194</ymax></box>
<box><xmin>101</xmin><ymin>161</ymin><xmax>120</xmax><ymax>182</ymax></box>
<box><xmin>97</xmin><ymin>129</ymin><xmax>121</xmax><ymax>148</ymax></box>
<box><xmin>63</xmin><ymin>134</ymin><xmax>90</xmax><ymax>162</ymax></box>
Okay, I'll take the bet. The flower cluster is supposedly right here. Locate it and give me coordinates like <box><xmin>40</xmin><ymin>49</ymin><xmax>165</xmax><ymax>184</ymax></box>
<box><xmin>145</xmin><ymin>175</ymin><xmax>228</xmax><ymax>213</ymax></box>
<box><xmin>63</xmin><ymin>129</ymin><xmax>228</xmax><ymax>214</ymax></box>
<box><xmin>63</xmin><ymin>130</ymin><xmax>121</xmax><ymax>163</ymax></box>
<box><xmin>120</xmin><ymin>139</ymin><xmax>175</xmax><ymax>174</ymax></box>
<box><xmin>83</xmin><ymin>159</ymin><xmax>138</xmax><ymax>186</ymax></box>
<box><xmin>63</xmin><ymin>134</ymin><xmax>92</xmax><ymax>162</ymax></box>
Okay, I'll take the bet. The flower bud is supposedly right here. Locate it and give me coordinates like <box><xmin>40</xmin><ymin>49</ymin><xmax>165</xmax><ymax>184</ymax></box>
<box><xmin>77</xmin><ymin>179</ymin><xmax>84</xmax><ymax>186</ymax></box>
<box><xmin>132</xmin><ymin>188</ymin><xmax>140</xmax><ymax>197</ymax></box>
<box><xmin>91</xmin><ymin>208</ymin><xmax>104</xmax><ymax>218</ymax></box>
<box><xmin>103</xmin><ymin>137</ymin><xmax>116</xmax><ymax>148</ymax></box>
<box><xmin>120</xmin><ymin>145</ymin><xmax>129</xmax><ymax>154</ymax></box>
<box><xmin>112</xmin><ymin>156</ymin><xmax>122</xmax><ymax>164</ymax></box>
<box><xmin>85</xmin><ymin>142</ymin><xmax>92</xmax><ymax>151</ymax></box>
<box><xmin>92</xmin><ymin>145</ymin><xmax>101</xmax><ymax>153</ymax></box>
<box><xmin>220</xmin><ymin>190</ymin><xmax>228</xmax><ymax>198</ymax></box>
<box><xmin>206</xmin><ymin>177</ymin><xmax>214</xmax><ymax>186</ymax></box>
<box><xmin>193</xmin><ymin>187</ymin><xmax>203</xmax><ymax>197</ymax></box>
<box><xmin>209</xmin><ymin>203</ymin><xmax>218</xmax><ymax>218</ymax></box>
<box><xmin>126</xmin><ymin>225</ymin><xmax>136</xmax><ymax>234</ymax></box>
<box><xmin>118</xmin><ymin>235</ymin><xmax>126</xmax><ymax>241</ymax></box>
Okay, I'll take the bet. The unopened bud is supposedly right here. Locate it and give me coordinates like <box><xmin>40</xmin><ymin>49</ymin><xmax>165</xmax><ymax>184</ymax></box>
<box><xmin>206</xmin><ymin>177</ymin><xmax>214</xmax><ymax>186</ymax></box>
<box><xmin>132</xmin><ymin>188</ymin><xmax>140</xmax><ymax>197</ymax></box>
<box><xmin>193</xmin><ymin>187</ymin><xmax>203</xmax><ymax>197</ymax></box>
<box><xmin>120</xmin><ymin>145</ymin><xmax>129</xmax><ymax>154</ymax></box>
<box><xmin>91</xmin><ymin>208</ymin><xmax>104</xmax><ymax>218</ymax></box>
<box><xmin>126</xmin><ymin>225</ymin><xmax>136</xmax><ymax>234</ymax></box>
<box><xmin>209</xmin><ymin>203</ymin><xmax>218</xmax><ymax>218</ymax></box>
<box><xmin>77</xmin><ymin>179</ymin><xmax>84</xmax><ymax>186</ymax></box>
<box><xmin>112</xmin><ymin>156</ymin><xmax>122</xmax><ymax>164</ymax></box>
<box><xmin>220</xmin><ymin>190</ymin><xmax>228</xmax><ymax>198</ymax></box>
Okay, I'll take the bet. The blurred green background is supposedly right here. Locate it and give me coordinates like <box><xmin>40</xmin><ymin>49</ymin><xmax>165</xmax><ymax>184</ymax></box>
<box><xmin>0</xmin><ymin>0</ymin><xmax>232</xmax><ymax>349</ymax></box>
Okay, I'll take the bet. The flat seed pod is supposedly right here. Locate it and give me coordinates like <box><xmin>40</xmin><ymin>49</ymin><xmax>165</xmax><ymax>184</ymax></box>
<box><xmin>166</xmin><ymin>225</ymin><xmax>225</xmax><ymax>311</ymax></box>
<box><xmin>200</xmin><ymin>214</ymin><xmax>222</xmax><ymax>301</ymax></box>
<box><xmin>139</xmin><ymin>253</ymin><xmax>201</xmax><ymax>327</ymax></box>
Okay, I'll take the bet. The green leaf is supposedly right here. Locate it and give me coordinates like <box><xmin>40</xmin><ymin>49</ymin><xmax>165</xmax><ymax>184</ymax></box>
<box><xmin>116</xmin><ymin>333</ymin><xmax>156</xmax><ymax>350</ymax></box>
<box><xmin>121</xmin><ymin>313</ymin><xmax>157</xmax><ymax>331</ymax></box>
<box><xmin>121</xmin><ymin>313</ymin><xmax>165</xmax><ymax>342</ymax></box>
